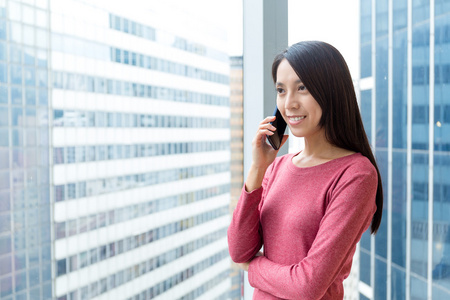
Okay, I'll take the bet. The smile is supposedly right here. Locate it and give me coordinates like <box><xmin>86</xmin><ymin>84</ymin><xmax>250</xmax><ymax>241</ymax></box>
<box><xmin>289</xmin><ymin>116</ymin><xmax>306</xmax><ymax>121</ymax></box>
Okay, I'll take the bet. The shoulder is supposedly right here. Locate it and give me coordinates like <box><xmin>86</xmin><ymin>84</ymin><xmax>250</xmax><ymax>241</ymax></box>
<box><xmin>343</xmin><ymin>153</ymin><xmax>377</xmax><ymax>177</ymax></box>
<box><xmin>333</xmin><ymin>153</ymin><xmax>378</xmax><ymax>192</ymax></box>
<box><xmin>329</xmin><ymin>153</ymin><xmax>375</xmax><ymax>174</ymax></box>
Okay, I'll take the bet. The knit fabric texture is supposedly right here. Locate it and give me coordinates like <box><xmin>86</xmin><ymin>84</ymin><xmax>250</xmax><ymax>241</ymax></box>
<box><xmin>228</xmin><ymin>152</ymin><xmax>378</xmax><ymax>299</ymax></box>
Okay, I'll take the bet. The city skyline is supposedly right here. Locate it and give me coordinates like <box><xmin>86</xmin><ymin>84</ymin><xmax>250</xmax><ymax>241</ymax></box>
<box><xmin>0</xmin><ymin>1</ymin><xmax>232</xmax><ymax>299</ymax></box>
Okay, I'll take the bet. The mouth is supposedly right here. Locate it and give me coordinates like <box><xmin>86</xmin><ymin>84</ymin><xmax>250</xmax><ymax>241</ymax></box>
<box><xmin>288</xmin><ymin>116</ymin><xmax>306</xmax><ymax>121</ymax></box>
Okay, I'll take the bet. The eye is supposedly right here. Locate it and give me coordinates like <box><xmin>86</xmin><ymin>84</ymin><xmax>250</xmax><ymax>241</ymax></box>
<box><xmin>298</xmin><ymin>85</ymin><xmax>307</xmax><ymax>91</ymax></box>
<box><xmin>276</xmin><ymin>88</ymin><xmax>285</xmax><ymax>94</ymax></box>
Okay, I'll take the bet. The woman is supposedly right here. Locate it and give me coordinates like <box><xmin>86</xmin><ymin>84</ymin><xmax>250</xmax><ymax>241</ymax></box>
<box><xmin>227</xmin><ymin>41</ymin><xmax>383</xmax><ymax>299</ymax></box>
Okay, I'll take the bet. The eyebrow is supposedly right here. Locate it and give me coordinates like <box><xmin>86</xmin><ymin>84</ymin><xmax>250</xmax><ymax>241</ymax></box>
<box><xmin>275</xmin><ymin>79</ymin><xmax>303</xmax><ymax>86</ymax></box>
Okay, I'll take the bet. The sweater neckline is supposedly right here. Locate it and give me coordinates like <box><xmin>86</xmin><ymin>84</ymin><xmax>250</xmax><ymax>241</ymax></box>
<box><xmin>287</xmin><ymin>151</ymin><xmax>361</xmax><ymax>173</ymax></box>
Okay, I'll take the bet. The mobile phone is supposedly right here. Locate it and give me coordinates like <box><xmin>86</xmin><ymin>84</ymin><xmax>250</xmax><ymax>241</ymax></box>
<box><xmin>266</xmin><ymin>107</ymin><xmax>287</xmax><ymax>150</ymax></box>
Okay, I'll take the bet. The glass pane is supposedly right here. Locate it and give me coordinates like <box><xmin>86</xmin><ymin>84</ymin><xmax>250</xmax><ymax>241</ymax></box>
<box><xmin>0</xmin><ymin>106</ymin><xmax>8</xmax><ymax>126</ymax></box>
<box><xmin>10</xmin><ymin>22</ymin><xmax>22</xmax><ymax>44</ymax></box>
<box><xmin>411</xmin><ymin>276</ymin><xmax>427</xmax><ymax>299</ymax></box>
<box><xmin>375</xmin><ymin>258</ymin><xmax>387</xmax><ymax>299</ymax></box>
<box><xmin>360</xmin><ymin>248</ymin><xmax>371</xmax><ymax>286</ymax></box>
<box><xmin>411</xmin><ymin>152</ymin><xmax>428</xmax><ymax>278</ymax></box>
<box><xmin>376</xmin><ymin>37</ymin><xmax>388</xmax><ymax>148</ymax></box>
<box><xmin>0</xmin><ymin>128</ymin><xmax>8</xmax><ymax>146</ymax></box>
<box><xmin>393</xmin><ymin>30</ymin><xmax>407</xmax><ymax>149</ymax></box>
<box><xmin>432</xmin><ymin>13</ymin><xmax>450</xmax><ymax>297</ymax></box>
<box><xmin>412</xmin><ymin>22</ymin><xmax>429</xmax><ymax>150</ymax></box>
<box><xmin>360</xmin><ymin>90</ymin><xmax>372</xmax><ymax>144</ymax></box>
<box><xmin>375</xmin><ymin>149</ymin><xmax>388</xmax><ymax>259</ymax></box>
<box><xmin>0</xmin><ymin>62</ymin><xmax>6</xmax><ymax>82</ymax></box>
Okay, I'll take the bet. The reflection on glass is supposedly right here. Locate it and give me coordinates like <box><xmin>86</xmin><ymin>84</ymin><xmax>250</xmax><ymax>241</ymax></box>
<box><xmin>0</xmin><ymin>170</ymin><xmax>9</xmax><ymax>190</ymax></box>
<box><xmin>0</xmin><ymin>62</ymin><xmax>6</xmax><ymax>82</ymax></box>
<box><xmin>24</xmin><ymin>67</ymin><xmax>35</xmax><ymax>86</ymax></box>
<box><xmin>25</xmin><ymin>129</ymin><xmax>36</xmax><ymax>146</ymax></box>
<box><xmin>10</xmin><ymin>44</ymin><xmax>22</xmax><ymax>63</ymax></box>
<box><xmin>37</xmin><ymin>49</ymin><xmax>47</xmax><ymax>67</ymax></box>
<box><xmin>8</xmin><ymin>1</ymin><xmax>21</xmax><ymax>21</ymax></box>
<box><xmin>10</xmin><ymin>21</ymin><xmax>22</xmax><ymax>44</ymax></box>
<box><xmin>36</xmin><ymin>28</ymin><xmax>48</xmax><ymax>49</ymax></box>
<box><xmin>375</xmin><ymin>259</ymin><xmax>387</xmax><ymax>299</ymax></box>
<box><xmin>23</xmin><ymin>25</ymin><xmax>35</xmax><ymax>46</ymax></box>
<box><xmin>0</xmin><ymin>148</ymin><xmax>8</xmax><ymax>170</ymax></box>
<box><xmin>11</xmin><ymin>65</ymin><xmax>22</xmax><ymax>85</ymax></box>
<box><xmin>0</xmin><ymin>106</ymin><xmax>8</xmax><ymax>126</ymax></box>
<box><xmin>11</xmin><ymin>87</ymin><xmax>22</xmax><ymax>105</ymax></box>
<box><xmin>376</xmin><ymin>38</ymin><xmax>388</xmax><ymax>148</ymax></box>
<box><xmin>25</xmin><ymin>88</ymin><xmax>36</xmax><ymax>105</ymax></box>
<box><xmin>376</xmin><ymin>149</ymin><xmax>388</xmax><ymax>258</ymax></box>
<box><xmin>0</xmin><ymin>85</ymin><xmax>6</xmax><ymax>103</ymax></box>
<box><xmin>411</xmin><ymin>276</ymin><xmax>427</xmax><ymax>299</ymax></box>
<box><xmin>0</xmin><ymin>19</ymin><xmax>6</xmax><ymax>40</ymax></box>
<box><xmin>36</xmin><ymin>9</ymin><xmax>48</xmax><ymax>28</ymax></box>
<box><xmin>22</xmin><ymin>5</ymin><xmax>35</xmax><ymax>25</ymax></box>
<box><xmin>392</xmin><ymin>151</ymin><xmax>406</xmax><ymax>268</ymax></box>
<box><xmin>432</xmin><ymin>10</ymin><xmax>450</xmax><ymax>293</ymax></box>
<box><xmin>0</xmin><ymin>128</ymin><xmax>8</xmax><ymax>147</ymax></box>
<box><xmin>38</xmin><ymin>88</ymin><xmax>48</xmax><ymax>106</ymax></box>
<box><xmin>24</xmin><ymin>47</ymin><xmax>35</xmax><ymax>65</ymax></box>
<box><xmin>433</xmin><ymin>153</ymin><xmax>450</xmax><ymax>293</ymax></box>
<box><xmin>393</xmin><ymin>30</ymin><xmax>407</xmax><ymax>150</ymax></box>
<box><xmin>0</xmin><ymin>42</ymin><xmax>5</xmax><ymax>61</ymax></box>
<box><xmin>411</xmin><ymin>152</ymin><xmax>429</xmax><ymax>280</ymax></box>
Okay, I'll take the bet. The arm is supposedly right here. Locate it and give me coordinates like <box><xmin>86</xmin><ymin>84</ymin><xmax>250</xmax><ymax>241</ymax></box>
<box><xmin>227</xmin><ymin>116</ymin><xmax>288</xmax><ymax>263</ymax></box>
<box><xmin>227</xmin><ymin>171</ymin><xmax>268</xmax><ymax>263</ymax></box>
<box><xmin>247</xmin><ymin>165</ymin><xmax>378</xmax><ymax>299</ymax></box>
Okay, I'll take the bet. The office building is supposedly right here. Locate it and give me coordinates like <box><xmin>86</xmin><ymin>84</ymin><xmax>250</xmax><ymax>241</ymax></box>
<box><xmin>1</xmin><ymin>0</ymin><xmax>232</xmax><ymax>299</ymax></box>
<box><xmin>358</xmin><ymin>0</ymin><xmax>450</xmax><ymax>299</ymax></box>
<box><xmin>228</xmin><ymin>55</ymin><xmax>243</xmax><ymax>300</ymax></box>
<box><xmin>0</xmin><ymin>0</ymin><xmax>53</xmax><ymax>299</ymax></box>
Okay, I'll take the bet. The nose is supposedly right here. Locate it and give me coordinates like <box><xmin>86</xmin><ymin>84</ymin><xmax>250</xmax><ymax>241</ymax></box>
<box><xmin>284</xmin><ymin>92</ymin><xmax>299</xmax><ymax>110</ymax></box>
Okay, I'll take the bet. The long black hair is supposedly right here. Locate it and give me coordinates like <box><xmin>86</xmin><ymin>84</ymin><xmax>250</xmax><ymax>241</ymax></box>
<box><xmin>272</xmin><ymin>41</ymin><xmax>383</xmax><ymax>234</ymax></box>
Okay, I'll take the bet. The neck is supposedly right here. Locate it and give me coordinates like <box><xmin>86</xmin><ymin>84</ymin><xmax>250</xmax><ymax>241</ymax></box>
<box><xmin>301</xmin><ymin>130</ymin><xmax>335</xmax><ymax>159</ymax></box>
<box><xmin>293</xmin><ymin>130</ymin><xmax>355</xmax><ymax>168</ymax></box>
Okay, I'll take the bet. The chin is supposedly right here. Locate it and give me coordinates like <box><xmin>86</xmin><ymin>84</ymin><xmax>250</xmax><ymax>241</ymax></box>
<box><xmin>289</xmin><ymin>130</ymin><xmax>306</xmax><ymax>138</ymax></box>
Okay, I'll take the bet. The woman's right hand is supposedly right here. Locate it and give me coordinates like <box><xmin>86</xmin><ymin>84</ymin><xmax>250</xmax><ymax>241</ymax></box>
<box><xmin>245</xmin><ymin>116</ymin><xmax>288</xmax><ymax>192</ymax></box>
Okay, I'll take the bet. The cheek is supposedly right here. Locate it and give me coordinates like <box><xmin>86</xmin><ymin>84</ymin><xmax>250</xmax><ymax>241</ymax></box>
<box><xmin>276</xmin><ymin>98</ymin><xmax>286</xmax><ymax>114</ymax></box>
<box><xmin>276</xmin><ymin>97</ymin><xmax>283</xmax><ymax>109</ymax></box>
<box><xmin>315</xmin><ymin>107</ymin><xmax>323</xmax><ymax>120</ymax></box>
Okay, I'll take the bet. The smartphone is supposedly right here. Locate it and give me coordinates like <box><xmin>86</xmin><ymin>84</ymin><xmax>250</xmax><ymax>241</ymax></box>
<box><xmin>266</xmin><ymin>107</ymin><xmax>287</xmax><ymax>150</ymax></box>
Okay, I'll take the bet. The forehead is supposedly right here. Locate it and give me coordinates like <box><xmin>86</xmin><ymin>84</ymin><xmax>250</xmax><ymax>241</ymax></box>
<box><xmin>276</xmin><ymin>59</ymin><xmax>301</xmax><ymax>84</ymax></box>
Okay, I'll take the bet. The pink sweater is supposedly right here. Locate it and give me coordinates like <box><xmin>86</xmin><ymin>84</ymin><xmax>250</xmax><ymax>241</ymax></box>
<box><xmin>228</xmin><ymin>152</ymin><xmax>377</xmax><ymax>299</ymax></box>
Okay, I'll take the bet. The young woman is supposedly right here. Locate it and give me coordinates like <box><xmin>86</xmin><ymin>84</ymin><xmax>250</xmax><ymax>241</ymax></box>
<box><xmin>227</xmin><ymin>41</ymin><xmax>383</xmax><ymax>299</ymax></box>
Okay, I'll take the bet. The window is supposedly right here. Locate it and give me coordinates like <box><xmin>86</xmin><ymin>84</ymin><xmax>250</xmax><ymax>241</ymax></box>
<box><xmin>57</xmin><ymin>259</ymin><xmax>66</xmax><ymax>276</ymax></box>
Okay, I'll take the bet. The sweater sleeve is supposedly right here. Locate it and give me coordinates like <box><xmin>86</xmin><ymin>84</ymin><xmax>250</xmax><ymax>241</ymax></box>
<box><xmin>227</xmin><ymin>164</ymin><xmax>274</xmax><ymax>263</ymax></box>
<box><xmin>247</xmin><ymin>164</ymin><xmax>378</xmax><ymax>299</ymax></box>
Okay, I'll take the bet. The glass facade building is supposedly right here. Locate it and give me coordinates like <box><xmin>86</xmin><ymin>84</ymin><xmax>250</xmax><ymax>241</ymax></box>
<box><xmin>0</xmin><ymin>0</ymin><xmax>52</xmax><ymax>299</ymax></box>
<box><xmin>1</xmin><ymin>0</ymin><xmax>231</xmax><ymax>299</ymax></box>
<box><xmin>359</xmin><ymin>0</ymin><xmax>450</xmax><ymax>299</ymax></box>
<box><xmin>229</xmin><ymin>55</ymin><xmax>243</xmax><ymax>300</ymax></box>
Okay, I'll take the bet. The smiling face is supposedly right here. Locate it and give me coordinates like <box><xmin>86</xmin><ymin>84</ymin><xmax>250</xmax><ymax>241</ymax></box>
<box><xmin>275</xmin><ymin>59</ymin><xmax>324</xmax><ymax>139</ymax></box>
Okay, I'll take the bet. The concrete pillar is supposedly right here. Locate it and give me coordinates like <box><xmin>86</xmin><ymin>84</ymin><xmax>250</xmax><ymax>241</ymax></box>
<box><xmin>242</xmin><ymin>0</ymin><xmax>288</xmax><ymax>298</ymax></box>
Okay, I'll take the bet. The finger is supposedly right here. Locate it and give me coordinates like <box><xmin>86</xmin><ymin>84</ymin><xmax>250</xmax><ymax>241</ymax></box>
<box><xmin>253</xmin><ymin>129</ymin><xmax>274</xmax><ymax>145</ymax></box>
<box><xmin>259</xmin><ymin>123</ymin><xmax>277</xmax><ymax>132</ymax></box>
<box><xmin>261</xmin><ymin>115</ymin><xmax>276</xmax><ymax>123</ymax></box>
<box><xmin>254</xmin><ymin>131</ymin><xmax>275</xmax><ymax>149</ymax></box>
<box><xmin>258</xmin><ymin>116</ymin><xmax>276</xmax><ymax>127</ymax></box>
